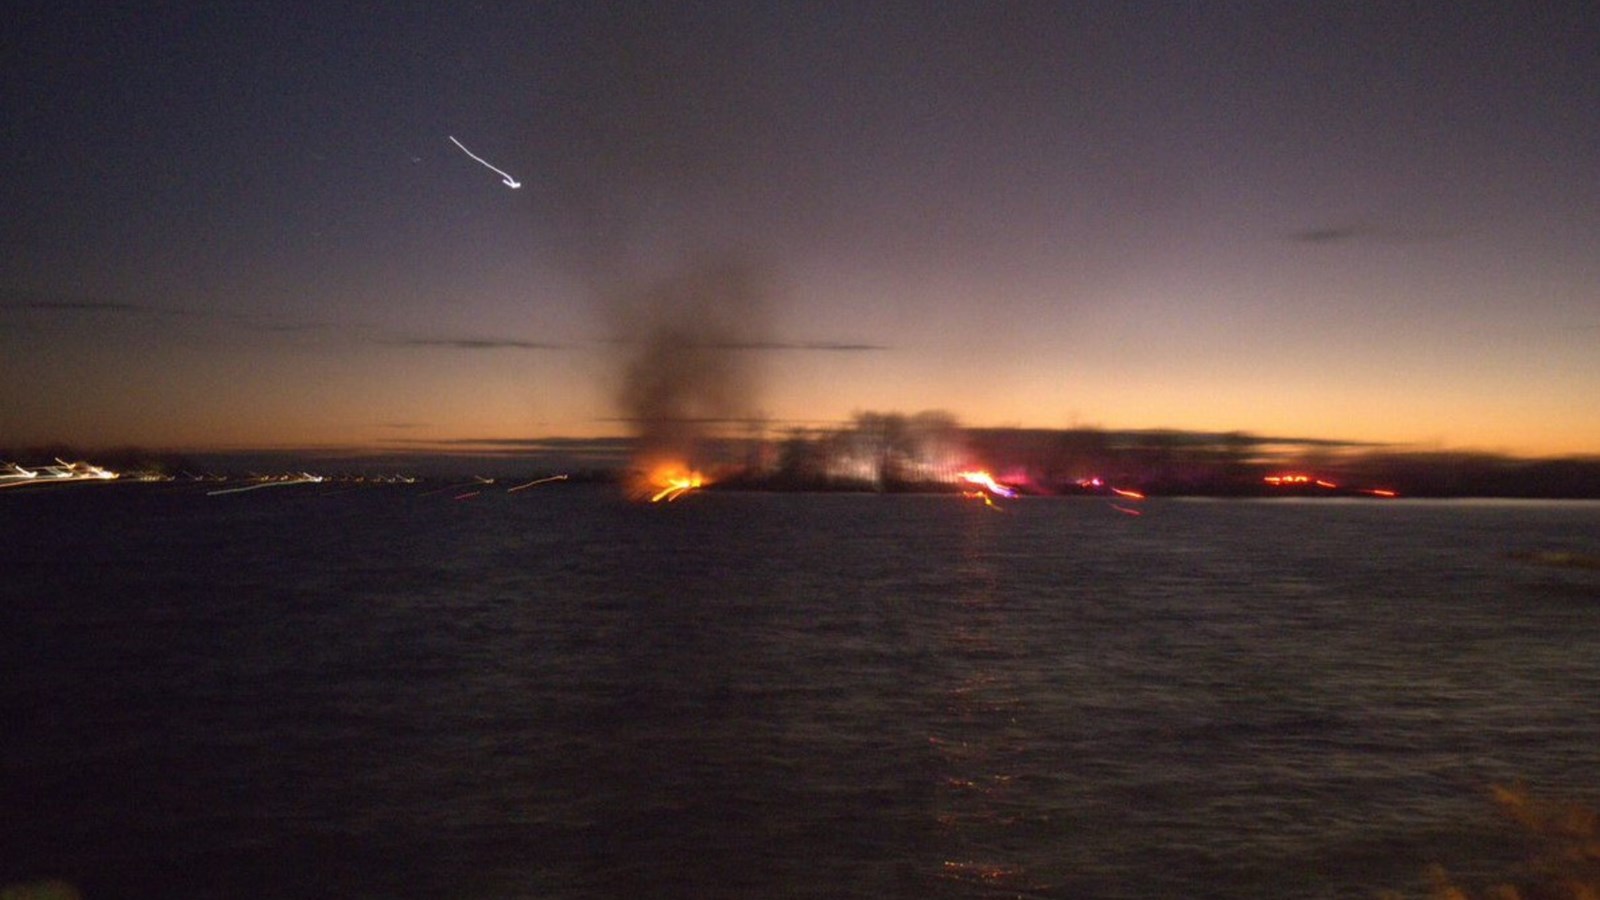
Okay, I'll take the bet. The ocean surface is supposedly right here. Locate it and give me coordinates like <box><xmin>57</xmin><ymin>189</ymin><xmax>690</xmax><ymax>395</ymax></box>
<box><xmin>3</xmin><ymin>484</ymin><xmax>1598</xmax><ymax>899</ymax></box>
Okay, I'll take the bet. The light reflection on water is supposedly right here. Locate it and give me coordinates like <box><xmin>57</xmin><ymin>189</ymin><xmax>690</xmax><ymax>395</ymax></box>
<box><xmin>2</xmin><ymin>488</ymin><xmax>1599</xmax><ymax>898</ymax></box>
<box><xmin>931</xmin><ymin>512</ymin><xmax>1042</xmax><ymax>895</ymax></box>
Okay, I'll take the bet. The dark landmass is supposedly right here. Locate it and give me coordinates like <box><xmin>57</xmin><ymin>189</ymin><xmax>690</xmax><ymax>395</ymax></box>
<box><xmin>6</xmin><ymin>424</ymin><xmax>1600</xmax><ymax>498</ymax></box>
<box><xmin>724</xmin><ymin>422</ymin><xmax>1600</xmax><ymax>499</ymax></box>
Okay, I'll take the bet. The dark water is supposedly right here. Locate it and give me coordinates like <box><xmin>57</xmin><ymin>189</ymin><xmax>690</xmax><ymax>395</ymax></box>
<box><xmin>3</xmin><ymin>485</ymin><xmax>1598</xmax><ymax>899</ymax></box>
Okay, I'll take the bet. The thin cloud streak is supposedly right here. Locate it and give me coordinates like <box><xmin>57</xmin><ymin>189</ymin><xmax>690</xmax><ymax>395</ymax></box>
<box><xmin>2</xmin><ymin>288</ymin><xmax>169</xmax><ymax>316</ymax></box>
<box><xmin>385</xmin><ymin>436</ymin><xmax>635</xmax><ymax>449</ymax></box>
<box><xmin>595</xmin><ymin>337</ymin><xmax>888</xmax><ymax>352</ymax></box>
<box><xmin>386</xmin><ymin>338</ymin><xmax>569</xmax><ymax>351</ymax></box>
<box><xmin>2</xmin><ymin>288</ymin><xmax>347</xmax><ymax>333</ymax></box>
<box><xmin>377</xmin><ymin>435</ymin><xmax>636</xmax><ymax>463</ymax></box>
<box><xmin>596</xmin><ymin>416</ymin><xmax>848</xmax><ymax>426</ymax></box>
<box><xmin>705</xmin><ymin>340</ymin><xmax>889</xmax><ymax>352</ymax></box>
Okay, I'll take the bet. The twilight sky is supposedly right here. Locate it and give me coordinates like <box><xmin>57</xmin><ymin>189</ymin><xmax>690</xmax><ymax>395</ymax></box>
<box><xmin>4</xmin><ymin>2</ymin><xmax>1597</xmax><ymax>457</ymax></box>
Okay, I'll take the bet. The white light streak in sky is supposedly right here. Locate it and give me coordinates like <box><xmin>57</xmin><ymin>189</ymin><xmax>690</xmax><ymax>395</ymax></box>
<box><xmin>447</xmin><ymin>135</ymin><xmax>521</xmax><ymax>189</ymax></box>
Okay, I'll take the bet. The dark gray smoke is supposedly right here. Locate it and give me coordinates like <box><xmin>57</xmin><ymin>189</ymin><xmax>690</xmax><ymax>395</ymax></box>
<box><xmin>611</xmin><ymin>261</ymin><xmax>770</xmax><ymax>470</ymax></box>
<box><xmin>521</xmin><ymin>9</ymin><xmax>792</xmax><ymax>477</ymax></box>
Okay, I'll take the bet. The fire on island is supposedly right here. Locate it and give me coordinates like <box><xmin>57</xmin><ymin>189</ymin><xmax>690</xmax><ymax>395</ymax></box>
<box><xmin>600</xmin><ymin>415</ymin><xmax>1600</xmax><ymax>501</ymax></box>
<box><xmin>9</xmin><ymin>420</ymin><xmax>1600</xmax><ymax>500</ymax></box>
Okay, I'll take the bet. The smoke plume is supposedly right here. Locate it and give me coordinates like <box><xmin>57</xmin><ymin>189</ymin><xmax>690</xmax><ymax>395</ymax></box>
<box><xmin>611</xmin><ymin>261</ymin><xmax>771</xmax><ymax>474</ymax></box>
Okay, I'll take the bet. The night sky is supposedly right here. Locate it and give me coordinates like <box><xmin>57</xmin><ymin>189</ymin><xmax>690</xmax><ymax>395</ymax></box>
<box><xmin>4</xmin><ymin>2</ymin><xmax>1597</xmax><ymax>457</ymax></box>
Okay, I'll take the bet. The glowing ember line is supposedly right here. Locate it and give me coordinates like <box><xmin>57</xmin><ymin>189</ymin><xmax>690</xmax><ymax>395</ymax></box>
<box><xmin>962</xmin><ymin>490</ymin><xmax>1004</xmax><ymax>511</ymax></box>
<box><xmin>650</xmin><ymin>472</ymin><xmax>704</xmax><ymax>502</ymax></box>
<box><xmin>507</xmin><ymin>474</ymin><xmax>569</xmax><ymax>492</ymax></box>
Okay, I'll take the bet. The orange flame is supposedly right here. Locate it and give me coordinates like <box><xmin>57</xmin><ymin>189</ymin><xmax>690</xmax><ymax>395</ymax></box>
<box><xmin>637</xmin><ymin>462</ymin><xmax>707</xmax><ymax>502</ymax></box>
<box><xmin>957</xmin><ymin>470</ymin><xmax>1017</xmax><ymax>498</ymax></box>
